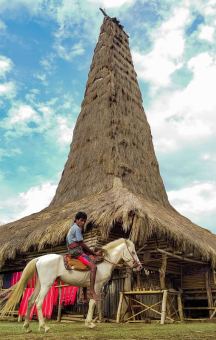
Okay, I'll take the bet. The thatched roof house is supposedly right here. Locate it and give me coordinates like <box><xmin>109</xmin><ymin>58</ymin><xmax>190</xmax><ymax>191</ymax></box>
<box><xmin>1</xmin><ymin>16</ymin><xmax>216</xmax><ymax>273</ymax></box>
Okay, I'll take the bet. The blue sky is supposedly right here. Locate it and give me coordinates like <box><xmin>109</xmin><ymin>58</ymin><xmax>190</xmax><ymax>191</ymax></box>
<box><xmin>0</xmin><ymin>0</ymin><xmax>216</xmax><ymax>233</ymax></box>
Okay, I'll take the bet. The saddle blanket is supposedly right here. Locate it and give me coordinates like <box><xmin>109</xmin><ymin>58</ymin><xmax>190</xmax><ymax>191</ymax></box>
<box><xmin>63</xmin><ymin>254</ymin><xmax>103</xmax><ymax>271</ymax></box>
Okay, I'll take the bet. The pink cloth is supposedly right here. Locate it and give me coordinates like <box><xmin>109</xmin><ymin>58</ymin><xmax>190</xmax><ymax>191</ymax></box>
<box><xmin>18</xmin><ymin>274</ymin><xmax>78</xmax><ymax>319</ymax></box>
<box><xmin>60</xmin><ymin>286</ymin><xmax>78</xmax><ymax>305</ymax></box>
<box><xmin>11</xmin><ymin>272</ymin><xmax>22</xmax><ymax>286</ymax></box>
<box><xmin>19</xmin><ymin>286</ymin><xmax>59</xmax><ymax>319</ymax></box>
<box><xmin>19</xmin><ymin>288</ymin><xmax>35</xmax><ymax>317</ymax></box>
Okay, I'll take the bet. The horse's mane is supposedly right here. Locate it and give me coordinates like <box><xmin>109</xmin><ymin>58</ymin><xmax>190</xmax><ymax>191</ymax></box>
<box><xmin>102</xmin><ymin>238</ymin><xmax>130</xmax><ymax>251</ymax></box>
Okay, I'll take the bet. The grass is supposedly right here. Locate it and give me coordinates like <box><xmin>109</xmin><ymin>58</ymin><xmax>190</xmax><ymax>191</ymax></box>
<box><xmin>0</xmin><ymin>321</ymin><xmax>216</xmax><ymax>340</ymax></box>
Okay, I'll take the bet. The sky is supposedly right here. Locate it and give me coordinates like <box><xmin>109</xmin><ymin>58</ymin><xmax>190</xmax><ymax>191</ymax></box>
<box><xmin>0</xmin><ymin>0</ymin><xmax>216</xmax><ymax>233</ymax></box>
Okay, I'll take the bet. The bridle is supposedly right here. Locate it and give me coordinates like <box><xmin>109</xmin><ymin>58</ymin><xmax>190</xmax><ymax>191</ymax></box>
<box><xmin>123</xmin><ymin>239</ymin><xmax>141</xmax><ymax>269</ymax></box>
<box><xmin>103</xmin><ymin>240</ymin><xmax>141</xmax><ymax>269</ymax></box>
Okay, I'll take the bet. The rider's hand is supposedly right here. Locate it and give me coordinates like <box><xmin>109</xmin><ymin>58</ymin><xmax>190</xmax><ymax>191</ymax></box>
<box><xmin>95</xmin><ymin>250</ymin><xmax>103</xmax><ymax>256</ymax></box>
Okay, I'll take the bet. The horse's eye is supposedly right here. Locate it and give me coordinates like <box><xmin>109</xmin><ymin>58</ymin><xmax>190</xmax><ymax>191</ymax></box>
<box><xmin>132</xmin><ymin>251</ymin><xmax>135</xmax><ymax>255</ymax></box>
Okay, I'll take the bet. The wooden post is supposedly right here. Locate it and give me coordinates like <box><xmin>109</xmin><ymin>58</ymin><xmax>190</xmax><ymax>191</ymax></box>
<box><xmin>57</xmin><ymin>282</ymin><xmax>63</xmax><ymax>322</ymax></box>
<box><xmin>116</xmin><ymin>292</ymin><xmax>124</xmax><ymax>323</ymax></box>
<box><xmin>159</xmin><ymin>254</ymin><xmax>167</xmax><ymax>290</ymax></box>
<box><xmin>177</xmin><ymin>293</ymin><xmax>184</xmax><ymax>322</ymax></box>
<box><xmin>137</xmin><ymin>272</ymin><xmax>141</xmax><ymax>290</ymax></box>
<box><xmin>211</xmin><ymin>264</ymin><xmax>216</xmax><ymax>285</ymax></box>
<box><xmin>205</xmin><ymin>269</ymin><xmax>213</xmax><ymax>318</ymax></box>
<box><xmin>160</xmin><ymin>290</ymin><xmax>168</xmax><ymax>325</ymax></box>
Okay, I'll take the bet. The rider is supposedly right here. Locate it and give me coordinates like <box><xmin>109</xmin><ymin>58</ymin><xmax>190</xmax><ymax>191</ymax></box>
<box><xmin>66</xmin><ymin>211</ymin><xmax>100</xmax><ymax>300</ymax></box>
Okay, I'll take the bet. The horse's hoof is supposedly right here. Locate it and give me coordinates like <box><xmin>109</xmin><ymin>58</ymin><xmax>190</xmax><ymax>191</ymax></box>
<box><xmin>26</xmin><ymin>329</ymin><xmax>32</xmax><ymax>333</ymax></box>
<box><xmin>89</xmin><ymin>322</ymin><xmax>96</xmax><ymax>328</ymax></box>
<box><xmin>45</xmin><ymin>326</ymin><xmax>50</xmax><ymax>333</ymax></box>
<box><xmin>23</xmin><ymin>323</ymin><xmax>31</xmax><ymax>332</ymax></box>
<box><xmin>85</xmin><ymin>322</ymin><xmax>96</xmax><ymax>329</ymax></box>
<box><xmin>85</xmin><ymin>320</ymin><xmax>96</xmax><ymax>328</ymax></box>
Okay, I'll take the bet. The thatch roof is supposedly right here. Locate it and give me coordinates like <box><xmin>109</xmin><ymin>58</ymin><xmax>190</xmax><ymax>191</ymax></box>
<box><xmin>1</xmin><ymin>186</ymin><xmax>216</xmax><ymax>268</ymax></box>
<box><xmin>1</xmin><ymin>16</ymin><xmax>216</xmax><ymax>269</ymax></box>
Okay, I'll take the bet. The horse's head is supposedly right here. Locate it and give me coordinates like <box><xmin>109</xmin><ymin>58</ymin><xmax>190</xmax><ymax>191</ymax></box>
<box><xmin>122</xmin><ymin>240</ymin><xmax>143</xmax><ymax>272</ymax></box>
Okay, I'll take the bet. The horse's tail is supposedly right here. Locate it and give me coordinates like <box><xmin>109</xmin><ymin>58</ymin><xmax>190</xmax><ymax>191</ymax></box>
<box><xmin>0</xmin><ymin>258</ymin><xmax>38</xmax><ymax>316</ymax></box>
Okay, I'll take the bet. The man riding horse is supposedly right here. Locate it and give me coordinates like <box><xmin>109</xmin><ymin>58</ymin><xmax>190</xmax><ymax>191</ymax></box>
<box><xmin>66</xmin><ymin>211</ymin><xmax>101</xmax><ymax>300</ymax></box>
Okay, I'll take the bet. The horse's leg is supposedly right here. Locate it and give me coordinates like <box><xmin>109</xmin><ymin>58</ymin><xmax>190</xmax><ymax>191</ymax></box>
<box><xmin>85</xmin><ymin>299</ymin><xmax>96</xmax><ymax>328</ymax></box>
<box><xmin>35</xmin><ymin>284</ymin><xmax>51</xmax><ymax>333</ymax></box>
<box><xmin>97</xmin><ymin>295</ymin><xmax>103</xmax><ymax>322</ymax></box>
<box><xmin>95</xmin><ymin>284</ymin><xmax>103</xmax><ymax>323</ymax></box>
<box><xmin>23</xmin><ymin>280</ymin><xmax>40</xmax><ymax>333</ymax></box>
<box><xmin>85</xmin><ymin>284</ymin><xmax>102</xmax><ymax>328</ymax></box>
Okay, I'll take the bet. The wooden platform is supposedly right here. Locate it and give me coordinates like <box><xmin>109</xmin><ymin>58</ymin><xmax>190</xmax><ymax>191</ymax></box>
<box><xmin>116</xmin><ymin>290</ymin><xmax>184</xmax><ymax>324</ymax></box>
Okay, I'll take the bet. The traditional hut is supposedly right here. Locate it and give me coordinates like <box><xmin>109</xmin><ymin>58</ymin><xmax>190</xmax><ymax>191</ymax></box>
<box><xmin>1</xmin><ymin>14</ymin><xmax>216</xmax><ymax>322</ymax></box>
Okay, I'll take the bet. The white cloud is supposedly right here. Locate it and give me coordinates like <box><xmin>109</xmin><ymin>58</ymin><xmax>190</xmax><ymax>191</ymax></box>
<box><xmin>0</xmin><ymin>0</ymin><xmax>44</xmax><ymax>15</ymax></box>
<box><xmin>0</xmin><ymin>19</ymin><xmax>6</xmax><ymax>32</ymax></box>
<box><xmin>201</xmin><ymin>153</ymin><xmax>216</xmax><ymax>162</ymax></box>
<box><xmin>168</xmin><ymin>181</ymin><xmax>216</xmax><ymax>230</ymax></box>
<box><xmin>148</xmin><ymin>52</ymin><xmax>216</xmax><ymax>152</ymax></box>
<box><xmin>202</xmin><ymin>0</ymin><xmax>216</xmax><ymax>16</ymax></box>
<box><xmin>0</xmin><ymin>103</ymin><xmax>41</xmax><ymax>136</ymax></box>
<box><xmin>0</xmin><ymin>147</ymin><xmax>22</xmax><ymax>161</ymax></box>
<box><xmin>34</xmin><ymin>72</ymin><xmax>48</xmax><ymax>85</ymax></box>
<box><xmin>199</xmin><ymin>25</ymin><xmax>215</xmax><ymax>42</ymax></box>
<box><xmin>0</xmin><ymin>81</ymin><xmax>16</xmax><ymax>98</ymax></box>
<box><xmin>56</xmin><ymin>116</ymin><xmax>75</xmax><ymax>145</ymax></box>
<box><xmin>0</xmin><ymin>55</ymin><xmax>13</xmax><ymax>78</ymax></box>
<box><xmin>9</xmin><ymin>104</ymin><xmax>39</xmax><ymax>124</ymax></box>
<box><xmin>89</xmin><ymin>0</ymin><xmax>134</xmax><ymax>8</ymax></box>
<box><xmin>0</xmin><ymin>182</ymin><xmax>57</xmax><ymax>224</ymax></box>
<box><xmin>132</xmin><ymin>6</ymin><xmax>189</xmax><ymax>88</ymax></box>
<box><xmin>54</xmin><ymin>41</ymin><xmax>85</xmax><ymax>62</ymax></box>
<box><xmin>1</xmin><ymin>95</ymin><xmax>76</xmax><ymax>146</ymax></box>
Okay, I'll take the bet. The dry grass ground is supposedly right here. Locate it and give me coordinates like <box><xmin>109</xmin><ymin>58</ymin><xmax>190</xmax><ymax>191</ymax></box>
<box><xmin>0</xmin><ymin>321</ymin><xmax>216</xmax><ymax>340</ymax></box>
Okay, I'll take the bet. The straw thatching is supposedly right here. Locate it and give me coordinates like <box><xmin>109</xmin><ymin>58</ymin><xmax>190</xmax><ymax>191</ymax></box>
<box><xmin>1</xmin><ymin>16</ymin><xmax>216</xmax><ymax>270</ymax></box>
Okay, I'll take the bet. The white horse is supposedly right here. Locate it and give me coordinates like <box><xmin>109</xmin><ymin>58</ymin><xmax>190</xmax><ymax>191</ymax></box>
<box><xmin>1</xmin><ymin>238</ymin><xmax>142</xmax><ymax>332</ymax></box>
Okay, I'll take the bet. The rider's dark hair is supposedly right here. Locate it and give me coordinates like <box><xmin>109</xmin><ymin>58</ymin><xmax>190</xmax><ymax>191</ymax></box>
<box><xmin>75</xmin><ymin>211</ymin><xmax>87</xmax><ymax>221</ymax></box>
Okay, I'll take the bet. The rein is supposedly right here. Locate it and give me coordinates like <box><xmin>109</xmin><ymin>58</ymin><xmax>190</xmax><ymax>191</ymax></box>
<box><xmin>103</xmin><ymin>257</ymin><xmax>123</xmax><ymax>267</ymax></box>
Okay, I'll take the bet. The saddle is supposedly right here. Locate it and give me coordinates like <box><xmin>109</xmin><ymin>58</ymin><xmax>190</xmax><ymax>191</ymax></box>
<box><xmin>63</xmin><ymin>254</ymin><xmax>104</xmax><ymax>271</ymax></box>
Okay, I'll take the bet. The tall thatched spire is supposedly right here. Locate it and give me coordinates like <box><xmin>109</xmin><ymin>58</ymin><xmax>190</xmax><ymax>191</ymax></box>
<box><xmin>50</xmin><ymin>16</ymin><xmax>169</xmax><ymax>208</ymax></box>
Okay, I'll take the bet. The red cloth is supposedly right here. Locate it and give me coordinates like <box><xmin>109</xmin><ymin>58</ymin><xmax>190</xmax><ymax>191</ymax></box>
<box><xmin>60</xmin><ymin>286</ymin><xmax>78</xmax><ymax>305</ymax></box>
<box><xmin>19</xmin><ymin>288</ymin><xmax>35</xmax><ymax>317</ymax></box>
<box><xmin>18</xmin><ymin>272</ymin><xmax>78</xmax><ymax>319</ymax></box>
<box><xmin>18</xmin><ymin>286</ymin><xmax>59</xmax><ymax>319</ymax></box>
<box><xmin>11</xmin><ymin>272</ymin><xmax>22</xmax><ymax>286</ymax></box>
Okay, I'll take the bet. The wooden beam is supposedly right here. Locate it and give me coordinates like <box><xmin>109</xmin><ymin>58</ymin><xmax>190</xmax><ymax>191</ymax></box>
<box><xmin>156</xmin><ymin>248</ymin><xmax>207</xmax><ymax>265</ymax></box>
<box><xmin>137</xmin><ymin>245</ymin><xmax>147</xmax><ymax>254</ymax></box>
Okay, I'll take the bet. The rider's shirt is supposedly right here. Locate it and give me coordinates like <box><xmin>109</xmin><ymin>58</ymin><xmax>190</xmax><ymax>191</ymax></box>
<box><xmin>66</xmin><ymin>223</ymin><xmax>84</xmax><ymax>257</ymax></box>
<box><xmin>66</xmin><ymin>223</ymin><xmax>83</xmax><ymax>244</ymax></box>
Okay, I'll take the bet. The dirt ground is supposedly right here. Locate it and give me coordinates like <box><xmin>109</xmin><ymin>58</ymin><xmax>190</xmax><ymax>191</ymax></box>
<box><xmin>0</xmin><ymin>320</ymin><xmax>216</xmax><ymax>340</ymax></box>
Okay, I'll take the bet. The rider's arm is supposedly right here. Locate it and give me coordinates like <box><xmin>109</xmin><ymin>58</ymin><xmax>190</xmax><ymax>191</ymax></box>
<box><xmin>78</xmin><ymin>241</ymin><xmax>96</xmax><ymax>256</ymax></box>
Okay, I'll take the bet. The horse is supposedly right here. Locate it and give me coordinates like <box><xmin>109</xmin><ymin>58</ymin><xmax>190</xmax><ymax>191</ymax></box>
<box><xmin>0</xmin><ymin>238</ymin><xmax>142</xmax><ymax>332</ymax></box>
